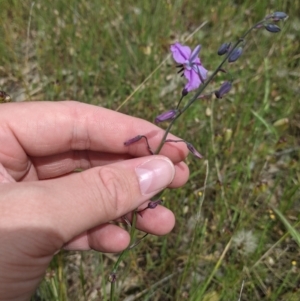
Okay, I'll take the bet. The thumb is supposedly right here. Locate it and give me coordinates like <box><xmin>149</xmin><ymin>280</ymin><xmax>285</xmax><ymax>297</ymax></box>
<box><xmin>0</xmin><ymin>164</ymin><xmax>15</xmax><ymax>183</ymax></box>
<box><xmin>37</xmin><ymin>155</ymin><xmax>175</xmax><ymax>243</ymax></box>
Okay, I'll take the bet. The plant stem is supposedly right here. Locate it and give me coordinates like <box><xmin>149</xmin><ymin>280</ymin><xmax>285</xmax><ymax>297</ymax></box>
<box><xmin>109</xmin><ymin>17</ymin><xmax>267</xmax><ymax>301</ymax></box>
<box><xmin>109</xmin><ymin>211</ymin><xmax>138</xmax><ymax>301</ymax></box>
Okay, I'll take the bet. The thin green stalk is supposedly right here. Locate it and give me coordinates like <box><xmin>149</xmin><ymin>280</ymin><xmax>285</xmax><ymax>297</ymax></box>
<box><xmin>176</xmin><ymin>94</ymin><xmax>185</xmax><ymax>109</ymax></box>
<box><xmin>176</xmin><ymin>161</ymin><xmax>209</xmax><ymax>300</ymax></box>
<box><xmin>209</xmin><ymin>98</ymin><xmax>231</xmax><ymax>219</ymax></box>
<box><xmin>192</xmin><ymin>238</ymin><xmax>232</xmax><ymax>301</ymax></box>
<box><xmin>110</xmin><ymin>212</ymin><xmax>138</xmax><ymax>301</ymax></box>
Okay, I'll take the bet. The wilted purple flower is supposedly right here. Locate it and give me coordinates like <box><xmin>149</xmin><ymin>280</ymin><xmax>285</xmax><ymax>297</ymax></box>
<box><xmin>124</xmin><ymin>135</ymin><xmax>154</xmax><ymax>154</ymax></box>
<box><xmin>147</xmin><ymin>200</ymin><xmax>162</xmax><ymax>209</ymax></box>
<box><xmin>265</xmin><ymin>24</ymin><xmax>281</xmax><ymax>33</ymax></box>
<box><xmin>164</xmin><ymin>139</ymin><xmax>203</xmax><ymax>159</ymax></box>
<box><xmin>137</xmin><ymin>200</ymin><xmax>162</xmax><ymax>217</ymax></box>
<box><xmin>155</xmin><ymin>109</ymin><xmax>178</xmax><ymax>123</ymax></box>
<box><xmin>186</xmin><ymin>142</ymin><xmax>203</xmax><ymax>159</ymax></box>
<box><xmin>217</xmin><ymin>42</ymin><xmax>231</xmax><ymax>55</ymax></box>
<box><xmin>215</xmin><ymin>81</ymin><xmax>232</xmax><ymax>98</ymax></box>
<box><xmin>170</xmin><ymin>42</ymin><xmax>208</xmax><ymax>92</ymax></box>
<box><xmin>124</xmin><ymin>135</ymin><xmax>143</xmax><ymax>146</ymax></box>
<box><xmin>228</xmin><ymin>47</ymin><xmax>243</xmax><ymax>63</ymax></box>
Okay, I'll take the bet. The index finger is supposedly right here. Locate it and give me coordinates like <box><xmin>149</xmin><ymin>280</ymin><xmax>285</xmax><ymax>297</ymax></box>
<box><xmin>0</xmin><ymin>101</ymin><xmax>188</xmax><ymax>163</ymax></box>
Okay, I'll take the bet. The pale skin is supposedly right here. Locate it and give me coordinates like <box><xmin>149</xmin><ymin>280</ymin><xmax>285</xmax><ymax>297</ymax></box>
<box><xmin>0</xmin><ymin>101</ymin><xmax>189</xmax><ymax>301</ymax></box>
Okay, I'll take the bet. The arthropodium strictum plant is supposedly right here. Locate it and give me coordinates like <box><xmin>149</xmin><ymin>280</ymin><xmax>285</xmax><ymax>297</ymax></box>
<box><xmin>109</xmin><ymin>12</ymin><xmax>288</xmax><ymax>300</ymax></box>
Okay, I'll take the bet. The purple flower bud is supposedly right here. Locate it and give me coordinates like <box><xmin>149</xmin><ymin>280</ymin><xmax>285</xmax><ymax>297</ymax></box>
<box><xmin>137</xmin><ymin>200</ymin><xmax>162</xmax><ymax>217</ymax></box>
<box><xmin>155</xmin><ymin>109</ymin><xmax>178</xmax><ymax>123</ymax></box>
<box><xmin>148</xmin><ymin>200</ymin><xmax>162</xmax><ymax>209</ymax></box>
<box><xmin>217</xmin><ymin>42</ymin><xmax>231</xmax><ymax>55</ymax></box>
<box><xmin>182</xmin><ymin>88</ymin><xmax>188</xmax><ymax>96</ymax></box>
<box><xmin>272</xmin><ymin>12</ymin><xmax>288</xmax><ymax>20</ymax></box>
<box><xmin>265</xmin><ymin>24</ymin><xmax>281</xmax><ymax>33</ymax></box>
<box><xmin>215</xmin><ymin>81</ymin><xmax>232</xmax><ymax>99</ymax></box>
<box><xmin>186</xmin><ymin>142</ymin><xmax>203</xmax><ymax>159</ymax></box>
<box><xmin>228</xmin><ymin>47</ymin><xmax>243</xmax><ymax>63</ymax></box>
<box><xmin>124</xmin><ymin>135</ymin><xmax>142</xmax><ymax>146</ymax></box>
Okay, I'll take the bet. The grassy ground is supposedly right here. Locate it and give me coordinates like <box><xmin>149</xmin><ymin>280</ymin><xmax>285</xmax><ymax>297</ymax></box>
<box><xmin>1</xmin><ymin>0</ymin><xmax>300</xmax><ymax>300</ymax></box>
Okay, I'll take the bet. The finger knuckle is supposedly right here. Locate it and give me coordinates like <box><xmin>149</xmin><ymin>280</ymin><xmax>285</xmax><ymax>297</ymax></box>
<box><xmin>96</xmin><ymin>166</ymin><xmax>132</xmax><ymax>216</ymax></box>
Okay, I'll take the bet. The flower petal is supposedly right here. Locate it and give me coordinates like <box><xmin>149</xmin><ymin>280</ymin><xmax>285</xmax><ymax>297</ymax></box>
<box><xmin>170</xmin><ymin>42</ymin><xmax>191</xmax><ymax>64</ymax></box>
<box><xmin>192</xmin><ymin>57</ymin><xmax>201</xmax><ymax>65</ymax></box>
<box><xmin>193</xmin><ymin>64</ymin><xmax>208</xmax><ymax>82</ymax></box>
<box><xmin>184</xmin><ymin>70</ymin><xmax>201</xmax><ymax>91</ymax></box>
<box><xmin>190</xmin><ymin>45</ymin><xmax>201</xmax><ymax>62</ymax></box>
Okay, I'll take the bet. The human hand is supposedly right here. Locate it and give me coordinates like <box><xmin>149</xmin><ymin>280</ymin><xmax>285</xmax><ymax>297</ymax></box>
<box><xmin>0</xmin><ymin>101</ymin><xmax>189</xmax><ymax>301</ymax></box>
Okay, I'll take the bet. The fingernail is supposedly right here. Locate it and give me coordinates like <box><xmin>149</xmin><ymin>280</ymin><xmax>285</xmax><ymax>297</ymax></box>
<box><xmin>135</xmin><ymin>158</ymin><xmax>175</xmax><ymax>195</ymax></box>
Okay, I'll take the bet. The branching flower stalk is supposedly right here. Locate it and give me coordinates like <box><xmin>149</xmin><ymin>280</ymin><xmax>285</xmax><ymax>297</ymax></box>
<box><xmin>110</xmin><ymin>12</ymin><xmax>287</xmax><ymax>300</ymax></box>
<box><xmin>154</xmin><ymin>14</ymin><xmax>286</xmax><ymax>154</ymax></box>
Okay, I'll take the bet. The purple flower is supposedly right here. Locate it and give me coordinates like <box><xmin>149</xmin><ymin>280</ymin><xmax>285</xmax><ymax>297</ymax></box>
<box><xmin>124</xmin><ymin>135</ymin><xmax>154</xmax><ymax>154</ymax></box>
<box><xmin>164</xmin><ymin>138</ymin><xmax>203</xmax><ymax>159</ymax></box>
<box><xmin>186</xmin><ymin>142</ymin><xmax>203</xmax><ymax>159</ymax></box>
<box><xmin>124</xmin><ymin>135</ymin><xmax>143</xmax><ymax>146</ymax></box>
<box><xmin>137</xmin><ymin>200</ymin><xmax>162</xmax><ymax>217</ymax></box>
<box><xmin>170</xmin><ymin>42</ymin><xmax>208</xmax><ymax>92</ymax></box>
<box><xmin>147</xmin><ymin>200</ymin><xmax>162</xmax><ymax>209</ymax></box>
<box><xmin>155</xmin><ymin>109</ymin><xmax>178</xmax><ymax>123</ymax></box>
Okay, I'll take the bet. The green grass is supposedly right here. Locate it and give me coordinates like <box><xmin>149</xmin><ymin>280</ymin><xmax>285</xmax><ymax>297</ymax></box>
<box><xmin>1</xmin><ymin>0</ymin><xmax>300</xmax><ymax>300</ymax></box>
